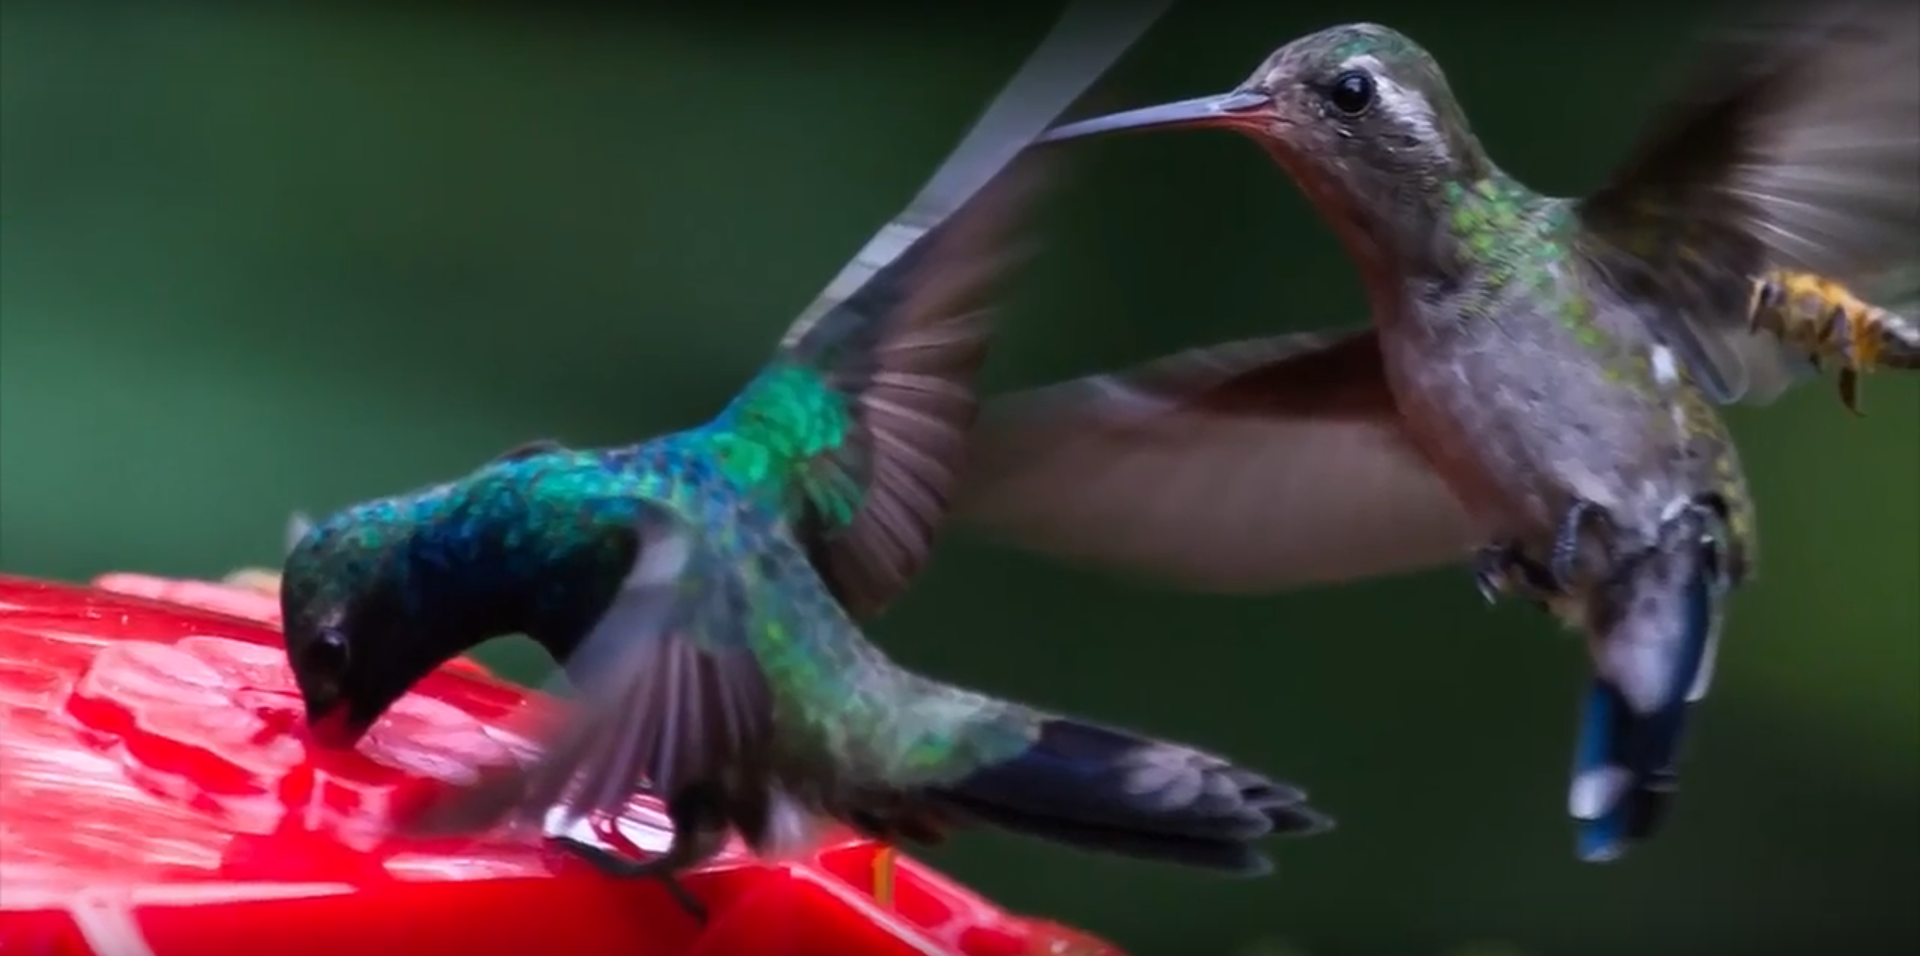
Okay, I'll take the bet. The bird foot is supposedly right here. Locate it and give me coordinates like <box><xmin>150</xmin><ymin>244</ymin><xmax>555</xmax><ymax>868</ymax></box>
<box><xmin>1658</xmin><ymin>495</ymin><xmax>1733</xmax><ymax>577</ymax></box>
<box><xmin>1474</xmin><ymin>499</ymin><xmax>1616</xmax><ymax>607</ymax></box>
<box><xmin>554</xmin><ymin>816</ymin><xmax>709</xmax><ymax>924</ymax></box>
<box><xmin>1550</xmin><ymin>499</ymin><xmax>1614</xmax><ymax>593</ymax></box>
<box><xmin>1472</xmin><ymin>542</ymin><xmax>1561</xmax><ymax>608</ymax></box>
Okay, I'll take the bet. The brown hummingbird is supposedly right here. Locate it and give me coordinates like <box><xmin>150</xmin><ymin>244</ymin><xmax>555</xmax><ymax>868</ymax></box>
<box><xmin>956</xmin><ymin>4</ymin><xmax>1920</xmax><ymax>862</ymax></box>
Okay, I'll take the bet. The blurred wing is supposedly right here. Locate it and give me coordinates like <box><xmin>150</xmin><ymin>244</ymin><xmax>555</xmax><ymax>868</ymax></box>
<box><xmin>777</xmin><ymin>0</ymin><xmax>1173</xmax><ymax>619</ymax></box>
<box><xmin>956</xmin><ymin>329</ymin><xmax>1479</xmax><ymax>592</ymax></box>
<box><xmin>284</xmin><ymin>512</ymin><xmax>314</xmax><ymax>554</ymax></box>
<box><xmin>1864</xmin><ymin>264</ymin><xmax>1920</xmax><ymax>317</ymax></box>
<box><xmin>1577</xmin><ymin>1</ymin><xmax>1920</xmax><ymax>405</ymax></box>
<box><xmin>398</xmin><ymin>505</ymin><xmax>776</xmax><ymax>835</ymax></box>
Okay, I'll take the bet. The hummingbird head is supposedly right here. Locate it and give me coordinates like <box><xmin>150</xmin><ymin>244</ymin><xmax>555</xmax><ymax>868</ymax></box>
<box><xmin>1039</xmin><ymin>23</ymin><xmax>1491</xmax><ymax>268</ymax></box>
<box><xmin>281</xmin><ymin>498</ymin><xmax>476</xmax><ymax>751</ymax></box>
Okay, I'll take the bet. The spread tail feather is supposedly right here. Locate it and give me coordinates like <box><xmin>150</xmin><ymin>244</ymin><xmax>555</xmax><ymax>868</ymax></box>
<box><xmin>1568</xmin><ymin>509</ymin><xmax>1728</xmax><ymax>862</ymax></box>
<box><xmin>933</xmin><ymin>717</ymin><xmax>1331</xmax><ymax>875</ymax></box>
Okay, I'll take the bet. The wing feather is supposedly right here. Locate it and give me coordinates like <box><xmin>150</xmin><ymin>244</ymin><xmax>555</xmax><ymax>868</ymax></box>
<box><xmin>778</xmin><ymin>0</ymin><xmax>1176</xmax><ymax>618</ymax></box>
<box><xmin>396</xmin><ymin>504</ymin><xmax>777</xmax><ymax>836</ymax></box>
<box><xmin>957</xmin><ymin>329</ymin><xmax>1478</xmax><ymax>592</ymax></box>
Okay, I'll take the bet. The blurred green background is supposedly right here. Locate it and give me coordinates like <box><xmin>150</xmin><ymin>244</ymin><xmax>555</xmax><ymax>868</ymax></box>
<box><xmin>2</xmin><ymin>3</ymin><xmax>1915</xmax><ymax>955</ymax></box>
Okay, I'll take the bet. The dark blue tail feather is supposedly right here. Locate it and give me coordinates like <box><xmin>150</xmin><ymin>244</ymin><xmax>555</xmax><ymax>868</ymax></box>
<box><xmin>1571</xmin><ymin>559</ymin><xmax>1719</xmax><ymax>862</ymax></box>
<box><xmin>932</xmin><ymin>717</ymin><xmax>1331</xmax><ymax>874</ymax></box>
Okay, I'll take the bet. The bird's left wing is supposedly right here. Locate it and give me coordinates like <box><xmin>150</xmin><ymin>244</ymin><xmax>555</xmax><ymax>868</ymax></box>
<box><xmin>955</xmin><ymin>328</ymin><xmax>1479</xmax><ymax>592</ymax></box>
<box><xmin>775</xmin><ymin>0</ymin><xmax>1174</xmax><ymax>619</ymax></box>
<box><xmin>396</xmin><ymin>502</ymin><xmax>779</xmax><ymax>835</ymax></box>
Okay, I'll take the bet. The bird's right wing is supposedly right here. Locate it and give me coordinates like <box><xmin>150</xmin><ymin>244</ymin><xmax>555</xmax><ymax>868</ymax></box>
<box><xmin>956</xmin><ymin>328</ymin><xmax>1480</xmax><ymax>593</ymax></box>
<box><xmin>395</xmin><ymin>502</ymin><xmax>779</xmax><ymax>836</ymax></box>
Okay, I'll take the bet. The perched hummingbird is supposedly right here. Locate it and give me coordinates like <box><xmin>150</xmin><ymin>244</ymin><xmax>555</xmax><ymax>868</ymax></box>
<box><xmin>956</xmin><ymin>4</ymin><xmax>1920</xmax><ymax>862</ymax></box>
<box><xmin>279</xmin><ymin>0</ymin><xmax>1327</xmax><ymax>921</ymax></box>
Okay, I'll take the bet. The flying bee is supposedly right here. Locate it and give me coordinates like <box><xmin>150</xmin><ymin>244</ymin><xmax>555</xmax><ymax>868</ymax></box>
<box><xmin>1747</xmin><ymin>268</ymin><xmax>1920</xmax><ymax>415</ymax></box>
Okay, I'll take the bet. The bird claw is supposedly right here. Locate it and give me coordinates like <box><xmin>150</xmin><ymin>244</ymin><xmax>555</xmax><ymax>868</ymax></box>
<box><xmin>1664</xmin><ymin>495</ymin><xmax>1731</xmax><ymax>556</ymax></box>
<box><xmin>550</xmin><ymin>807</ymin><xmax>714</xmax><ymax>924</ymax></box>
<box><xmin>1550</xmin><ymin>499</ymin><xmax>1612</xmax><ymax>593</ymax></box>
<box><xmin>1472</xmin><ymin>542</ymin><xmax>1561</xmax><ymax>608</ymax></box>
<box><xmin>555</xmin><ymin>833</ymin><xmax>711</xmax><ymax>924</ymax></box>
<box><xmin>1472</xmin><ymin>544</ymin><xmax>1518</xmax><ymax>603</ymax></box>
<box><xmin>1473</xmin><ymin>500</ymin><xmax>1615</xmax><ymax>607</ymax></box>
<box><xmin>555</xmin><ymin>831</ymin><xmax>668</xmax><ymax>878</ymax></box>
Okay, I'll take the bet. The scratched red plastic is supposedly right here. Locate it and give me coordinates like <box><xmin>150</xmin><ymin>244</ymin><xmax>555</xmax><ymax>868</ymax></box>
<box><xmin>0</xmin><ymin>575</ymin><xmax>1124</xmax><ymax>956</ymax></box>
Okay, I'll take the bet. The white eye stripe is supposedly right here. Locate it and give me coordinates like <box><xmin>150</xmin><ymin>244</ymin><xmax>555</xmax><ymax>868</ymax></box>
<box><xmin>1332</xmin><ymin>55</ymin><xmax>1449</xmax><ymax>165</ymax></box>
<box><xmin>1333</xmin><ymin>55</ymin><xmax>1433</xmax><ymax>122</ymax></box>
<box><xmin>1375</xmin><ymin>77</ymin><xmax>1434</xmax><ymax>125</ymax></box>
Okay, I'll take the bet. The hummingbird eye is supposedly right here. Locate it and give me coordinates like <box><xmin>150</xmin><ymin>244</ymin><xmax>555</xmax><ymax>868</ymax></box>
<box><xmin>1324</xmin><ymin>70</ymin><xmax>1375</xmax><ymax>117</ymax></box>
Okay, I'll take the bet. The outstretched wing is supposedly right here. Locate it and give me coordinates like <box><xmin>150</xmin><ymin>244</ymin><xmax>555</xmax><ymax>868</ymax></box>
<box><xmin>397</xmin><ymin>503</ymin><xmax>778</xmax><ymax>835</ymax></box>
<box><xmin>1577</xmin><ymin>1</ymin><xmax>1920</xmax><ymax>405</ymax></box>
<box><xmin>777</xmin><ymin>0</ymin><xmax>1174</xmax><ymax>620</ymax></box>
<box><xmin>956</xmin><ymin>329</ymin><xmax>1479</xmax><ymax>593</ymax></box>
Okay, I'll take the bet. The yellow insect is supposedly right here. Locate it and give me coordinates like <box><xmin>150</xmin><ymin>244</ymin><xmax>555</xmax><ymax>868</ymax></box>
<box><xmin>1747</xmin><ymin>268</ymin><xmax>1920</xmax><ymax>414</ymax></box>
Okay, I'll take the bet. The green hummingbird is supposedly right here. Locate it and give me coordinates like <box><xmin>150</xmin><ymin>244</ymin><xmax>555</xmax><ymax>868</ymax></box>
<box><xmin>956</xmin><ymin>4</ymin><xmax>1919</xmax><ymax>862</ymax></box>
<box><xmin>279</xmin><ymin>0</ymin><xmax>1328</xmax><ymax>922</ymax></box>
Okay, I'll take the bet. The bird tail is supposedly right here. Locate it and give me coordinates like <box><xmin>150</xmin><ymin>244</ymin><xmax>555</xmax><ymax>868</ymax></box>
<box><xmin>928</xmin><ymin>715</ymin><xmax>1332</xmax><ymax>875</ymax></box>
<box><xmin>1568</xmin><ymin>506</ymin><xmax>1730</xmax><ymax>862</ymax></box>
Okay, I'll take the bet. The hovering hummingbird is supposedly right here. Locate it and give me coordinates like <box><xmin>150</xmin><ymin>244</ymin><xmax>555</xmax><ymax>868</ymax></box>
<box><xmin>279</xmin><ymin>0</ymin><xmax>1328</xmax><ymax>923</ymax></box>
<box><xmin>956</xmin><ymin>4</ymin><xmax>1920</xmax><ymax>862</ymax></box>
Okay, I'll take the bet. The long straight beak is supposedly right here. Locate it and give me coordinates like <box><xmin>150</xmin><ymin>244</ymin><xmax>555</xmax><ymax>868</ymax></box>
<box><xmin>1037</xmin><ymin>90</ymin><xmax>1273</xmax><ymax>144</ymax></box>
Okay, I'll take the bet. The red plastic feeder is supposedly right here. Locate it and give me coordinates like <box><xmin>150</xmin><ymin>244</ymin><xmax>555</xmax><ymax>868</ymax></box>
<box><xmin>0</xmin><ymin>574</ymin><xmax>1123</xmax><ymax>956</ymax></box>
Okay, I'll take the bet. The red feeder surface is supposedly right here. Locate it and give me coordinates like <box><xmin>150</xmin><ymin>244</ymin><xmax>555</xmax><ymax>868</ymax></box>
<box><xmin>0</xmin><ymin>574</ymin><xmax>1122</xmax><ymax>956</ymax></box>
